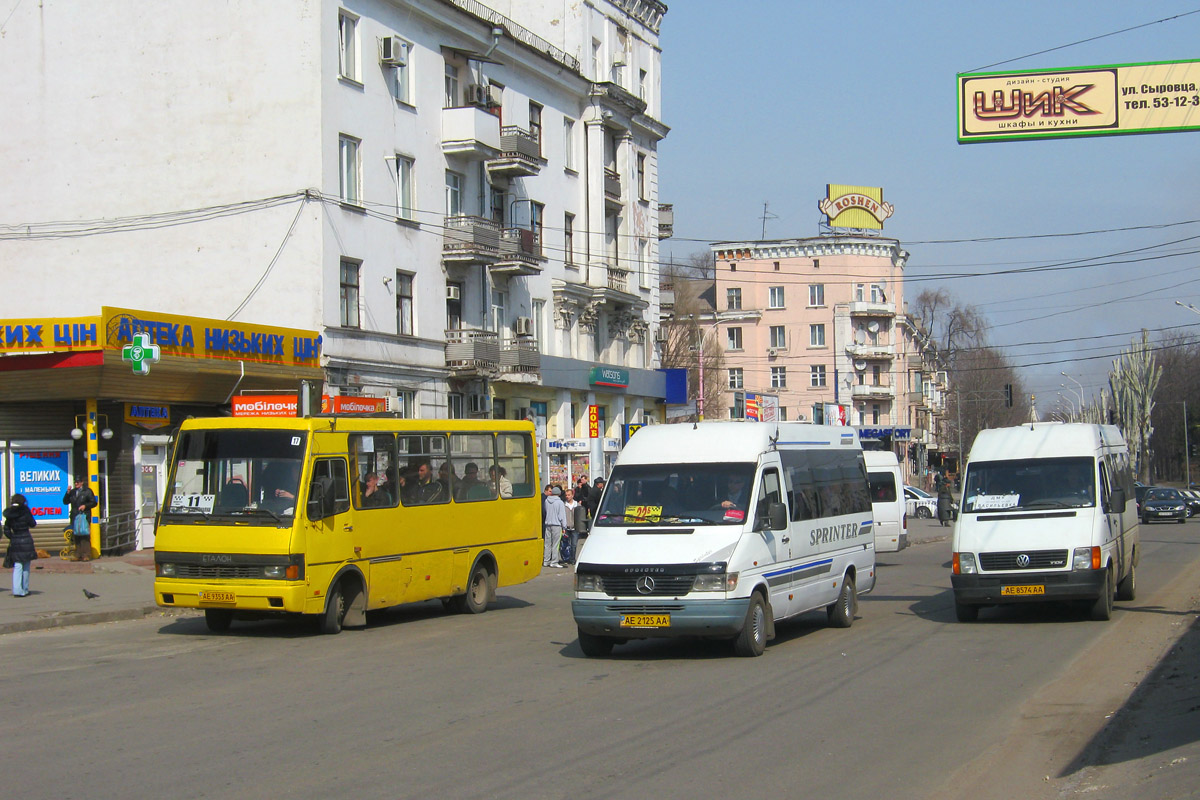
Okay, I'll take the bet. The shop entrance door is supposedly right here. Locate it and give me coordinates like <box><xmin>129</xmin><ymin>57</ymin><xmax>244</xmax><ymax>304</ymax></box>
<box><xmin>135</xmin><ymin>435</ymin><xmax>170</xmax><ymax>548</ymax></box>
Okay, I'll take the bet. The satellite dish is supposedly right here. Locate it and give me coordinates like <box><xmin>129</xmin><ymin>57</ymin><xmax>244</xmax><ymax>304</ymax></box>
<box><xmin>854</xmin><ymin>360</ymin><xmax>867</xmax><ymax>371</ymax></box>
<box><xmin>854</xmin><ymin>330</ymin><xmax>867</xmax><ymax>345</ymax></box>
<box><xmin>866</xmin><ymin>320</ymin><xmax>880</xmax><ymax>333</ymax></box>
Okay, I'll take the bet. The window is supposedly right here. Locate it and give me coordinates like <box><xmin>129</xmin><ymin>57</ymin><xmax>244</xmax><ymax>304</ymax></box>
<box><xmin>638</xmin><ymin>238</ymin><xmax>649</xmax><ymax>289</ymax></box>
<box><xmin>809</xmin><ymin>284</ymin><xmax>825</xmax><ymax>306</ymax></box>
<box><xmin>395</xmin><ymin>155</ymin><xmax>414</xmax><ymax>220</ymax></box>
<box><xmin>727</xmin><ymin>287</ymin><xmax>742</xmax><ymax>310</ymax></box>
<box><xmin>446</xmin><ymin>282</ymin><xmax>462</xmax><ymax>330</ymax></box>
<box><xmin>726</xmin><ymin>327</ymin><xmax>742</xmax><ymax>351</ymax></box>
<box><xmin>447</xmin><ymin>394</ymin><xmax>464</xmax><ymax>419</ymax></box>
<box><xmin>445</xmin><ymin>170</ymin><xmax>463</xmax><ymax>216</ymax></box>
<box><xmin>532</xmin><ymin>300</ymin><xmax>546</xmax><ymax>352</ymax></box>
<box><xmin>529</xmin><ymin>102</ymin><xmax>543</xmax><ymax>156</ymax></box>
<box><xmin>768</xmin><ymin>286</ymin><xmax>785</xmax><ymax>309</ymax></box>
<box><xmin>731</xmin><ymin>393</ymin><xmax>745</xmax><ymax>420</ymax></box>
<box><xmin>489</xmin><ymin>186</ymin><xmax>505</xmax><ymax>226</ymax></box>
<box><xmin>338</xmin><ymin>10</ymin><xmax>358</xmax><ymax>81</ymax></box>
<box><xmin>872</xmin><ymin>284</ymin><xmax>887</xmax><ymax>303</ymax></box>
<box><xmin>312</xmin><ymin>457</ymin><xmax>351</xmax><ymax>515</ymax></box>
<box><xmin>771</xmin><ymin>367</ymin><xmax>787</xmax><ymax>389</ymax></box>
<box><xmin>591</xmin><ymin>38</ymin><xmax>602</xmax><ymax>79</ymax></box>
<box><xmin>491</xmin><ymin>288</ymin><xmax>507</xmax><ymax>334</ymax></box>
<box><xmin>450</xmin><ymin>433</ymin><xmax>497</xmax><ymax>502</ymax></box>
<box><xmin>350</xmin><ymin>434</ymin><xmax>398</xmax><ymax>510</ymax></box>
<box><xmin>338</xmin><ymin>135</ymin><xmax>360</xmax><ymax>205</ymax></box>
<box><xmin>339</xmin><ymin>260</ymin><xmax>360</xmax><ymax>328</ymax></box>
<box><xmin>391</xmin><ymin>40</ymin><xmax>411</xmax><ymax>104</ymax></box>
<box><xmin>872</xmin><ymin>404</ymin><xmax>881</xmax><ymax>425</ymax></box>
<box><xmin>398</xmin><ymin>434</ymin><xmax>449</xmax><ymax>506</ymax></box>
<box><xmin>564</xmin><ymin>213</ymin><xmax>576</xmax><ymax>265</ymax></box>
<box><xmin>855</xmin><ymin>283</ymin><xmax>865</xmax><ymax>302</ymax></box>
<box><xmin>638</xmin><ymin>68</ymin><xmax>648</xmax><ymax>100</ymax></box>
<box><xmin>728</xmin><ymin>368</ymin><xmax>743</xmax><ymax>390</ymax></box>
<box><xmin>531</xmin><ymin>202</ymin><xmax>545</xmax><ymax>249</ymax></box>
<box><xmin>872</xmin><ymin>365</ymin><xmax>882</xmax><ymax>386</ymax></box>
<box><xmin>444</xmin><ymin>63</ymin><xmax>460</xmax><ymax>107</ymax></box>
<box><xmin>498</xmin><ymin>433</ymin><xmax>536</xmax><ymax>497</ymax></box>
<box><xmin>810</xmin><ymin>324</ymin><xmax>826</xmax><ymax>347</ymax></box>
<box><xmin>396</xmin><ymin>271</ymin><xmax>413</xmax><ymax>336</ymax></box>
<box><xmin>773</xmin><ymin>261</ymin><xmax>780</xmax><ymax>271</ymax></box>
<box><xmin>810</xmin><ymin>365</ymin><xmax>827</xmax><ymax>387</ymax></box>
<box><xmin>769</xmin><ymin>325</ymin><xmax>786</xmax><ymax>349</ymax></box>
<box><xmin>563</xmin><ymin>118</ymin><xmax>576</xmax><ymax>171</ymax></box>
<box><xmin>637</xmin><ymin>153</ymin><xmax>647</xmax><ymax>201</ymax></box>
<box><xmin>394</xmin><ymin>390</ymin><xmax>416</xmax><ymax>419</ymax></box>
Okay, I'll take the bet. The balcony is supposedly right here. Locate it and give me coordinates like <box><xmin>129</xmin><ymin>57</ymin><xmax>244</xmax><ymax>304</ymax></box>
<box><xmin>442</xmin><ymin>216</ymin><xmax>500</xmax><ymax>264</ymax></box>
<box><xmin>657</xmin><ymin>203</ymin><xmax>673</xmax><ymax>240</ymax></box>
<box><xmin>445</xmin><ymin>329</ymin><xmax>500</xmax><ymax>376</ymax></box>
<box><xmin>486</xmin><ymin>126</ymin><xmax>544</xmax><ymax>178</ymax></box>
<box><xmin>499</xmin><ymin>337</ymin><xmax>540</xmax><ymax>374</ymax></box>
<box><xmin>846</xmin><ymin>343</ymin><xmax>895</xmax><ymax>359</ymax></box>
<box><xmin>491</xmin><ymin>228</ymin><xmax>545</xmax><ymax>277</ymax></box>
<box><xmin>848</xmin><ymin>301</ymin><xmax>896</xmax><ymax>318</ymax></box>
<box><xmin>851</xmin><ymin>383</ymin><xmax>895</xmax><ymax>400</ymax></box>
<box><xmin>604</xmin><ymin>167</ymin><xmax>622</xmax><ymax>208</ymax></box>
<box><xmin>441</xmin><ymin>106</ymin><xmax>501</xmax><ymax>159</ymax></box>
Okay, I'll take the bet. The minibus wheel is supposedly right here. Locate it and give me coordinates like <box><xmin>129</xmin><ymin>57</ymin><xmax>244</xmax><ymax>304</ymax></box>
<box><xmin>1089</xmin><ymin>568</ymin><xmax>1114</xmax><ymax>621</ymax></box>
<box><xmin>320</xmin><ymin>583</ymin><xmax>346</xmax><ymax>634</ymax></box>
<box><xmin>827</xmin><ymin>574</ymin><xmax>857</xmax><ymax>629</ymax></box>
<box><xmin>204</xmin><ymin>609</ymin><xmax>234</xmax><ymax>633</ymax></box>
<box><xmin>578</xmin><ymin>628</ymin><xmax>614</xmax><ymax>657</ymax></box>
<box><xmin>733</xmin><ymin>593</ymin><xmax>768</xmax><ymax>657</ymax></box>
<box><xmin>455</xmin><ymin>563</ymin><xmax>492</xmax><ymax>614</ymax></box>
<box><xmin>1116</xmin><ymin>561</ymin><xmax>1136</xmax><ymax>602</ymax></box>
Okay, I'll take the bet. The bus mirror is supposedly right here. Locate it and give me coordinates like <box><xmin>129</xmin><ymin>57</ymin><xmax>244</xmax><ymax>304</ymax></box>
<box><xmin>307</xmin><ymin>477</ymin><xmax>334</xmax><ymax>521</ymax></box>
<box><xmin>1107</xmin><ymin>487</ymin><xmax>1126</xmax><ymax>513</ymax></box>
<box><xmin>768</xmin><ymin>502</ymin><xmax>788</xmax><ymax>530</ymax></box>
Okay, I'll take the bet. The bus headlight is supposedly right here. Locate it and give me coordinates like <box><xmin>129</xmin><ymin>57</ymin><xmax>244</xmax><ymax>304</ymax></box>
<box><xmin>692</xmin><ymin>572</ymin><xmax>739</xmax><ymax>592</ymax></box>
<box><xmin>263</xmin><ymin>565</ymin><xmax>287</xmax><ymax>579</ymax></box>
<box><xmin>953</xmin><ymin>553</ymin><xmax>977</xmax><ymax>574</ymax></box>
<box><xmin>157</xmin><ymin>563</ymin><xmax>177</xmax><ymax>578</ymax></box>
<box><xmin>575</xmin><ymin>573</ymin><xmax>604</xmax><ymax>593</ymax></box>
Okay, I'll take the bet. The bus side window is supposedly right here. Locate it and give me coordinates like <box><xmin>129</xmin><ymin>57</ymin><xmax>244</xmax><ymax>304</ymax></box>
<box><xmin>757</xmin><ymin>469</ymin><xmax>785</xmax><ymax>525</ymax></box>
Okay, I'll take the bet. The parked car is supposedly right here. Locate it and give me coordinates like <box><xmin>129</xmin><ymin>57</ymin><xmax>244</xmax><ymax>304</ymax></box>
<box><xmin>1134</xmin><ymin>483</ymin><xmax>1150</xmax><ymax>515</ymax></box>
<box><xmin>1181</xmin><ymin>489</ymin><xmax>1200</xmax><ymax>517</ymax></box>
<box><xmin>1140</xmin><ymin>487</ymin><xmax>1188</xmax><ymax>524</ymax></box>
<box><xmin>904</xmin><ymin>485</ymin><xmax>957</xmax><ymax>520</ymax></box>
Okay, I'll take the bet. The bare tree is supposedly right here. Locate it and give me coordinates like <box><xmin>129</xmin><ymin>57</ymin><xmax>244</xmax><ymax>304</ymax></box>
<box><xmin>1147</xmin><ymin>331</ymin><xmax>1200</xmax><ymax>482</ymax></box>
<box><xmin>659</xmin><ymin>251</ymin><xmax>723</xmax><ymax>421</ymax></box>
<box><xmin>1110</xmin><ymin>330</ymin><xmax>1161</xmax><ymax>483</ymax></box>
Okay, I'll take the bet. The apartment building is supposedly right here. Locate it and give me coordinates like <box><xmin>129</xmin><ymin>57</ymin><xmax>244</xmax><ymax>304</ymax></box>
<box><xmin>0</xmin><ymin>0</ymin><xmax>669</xmax><ymax>545</ymax></box>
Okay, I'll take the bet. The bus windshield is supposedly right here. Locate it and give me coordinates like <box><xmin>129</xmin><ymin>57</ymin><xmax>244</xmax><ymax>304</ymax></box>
<box><xmin>163</xmin><ymin>429</ymin><xmax>308</xmax><ymax>524</ymax></box>
<box><xmin>594</xmin><ymin>463</ymin><xmax>758</xmax><ymax>526</ymax></box>
<box><xmin>962</xmin><ymin>456</ymin><xmax>1095</xmax><ymax>513</ymax></box>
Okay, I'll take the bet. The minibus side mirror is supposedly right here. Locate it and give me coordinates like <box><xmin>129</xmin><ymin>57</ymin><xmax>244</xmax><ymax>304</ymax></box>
<box><xmin>307</xmin><ymin>477</ymin><xmax>334</xmax><ymax>521</ymax></box>
<box><xmin>1107</xmin><ymin>487</ymin><xmax>1126</xmax><ymax>514</ymax></box>
<box><xmin>767</xmin><ymin>502</ymin><xmax>788</xmax><ymax>531</ymax></box>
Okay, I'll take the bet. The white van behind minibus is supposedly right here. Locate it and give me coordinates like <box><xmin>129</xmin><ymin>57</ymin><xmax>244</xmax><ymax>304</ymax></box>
<box><xmin>864</xmin><ymin>450</ymin><xmax>908</xmax><ymax>552</ymax></box>
<box><xmin>951</xmin><ymin>422</ymin><xmax>1138</xmax><ymax>622</ymax></box>
<box><xmin>572</xmin><ymin>421</ymin><xmax>876</xmax><ymax>657</ymax></box>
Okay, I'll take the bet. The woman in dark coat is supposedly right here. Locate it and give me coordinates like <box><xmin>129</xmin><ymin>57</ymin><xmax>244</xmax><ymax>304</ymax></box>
<box><xmin>4</xmin><ymin>494</ymin><xmax>38</xmax><ymax>597</ymax></box>
<box><xmin>936</xmin><ymin>477</ymin><xmax>954</xmax><ymax>527</ymax></box>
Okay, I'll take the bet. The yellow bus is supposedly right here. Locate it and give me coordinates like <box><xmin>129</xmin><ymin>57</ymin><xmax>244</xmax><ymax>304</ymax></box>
<box><xmin>153</xmin><ymin>416</ymin><xmax>542</xmax><ymax>633</ymax></box>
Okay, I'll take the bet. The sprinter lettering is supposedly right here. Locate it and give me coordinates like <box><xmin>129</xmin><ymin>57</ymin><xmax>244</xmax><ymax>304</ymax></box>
<box><xmin>810</xmin><ymin>522</ymin><xmax>860</xmax><ymax>546</ymax></box>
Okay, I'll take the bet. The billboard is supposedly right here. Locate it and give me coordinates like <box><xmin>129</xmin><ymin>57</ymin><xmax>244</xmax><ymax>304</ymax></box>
<box><xmin>958</xmin><ymin>59</ymin><xmax>1200</xmax><ymax>143</ymax></box>
<box><xmin>819</xmin><ymin>185</ymin><xmax>893</xmax><ymax>230</ymax></box>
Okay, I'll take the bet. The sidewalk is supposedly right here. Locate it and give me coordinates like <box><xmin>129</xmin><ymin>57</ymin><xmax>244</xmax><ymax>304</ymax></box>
<box><xmin>0</xmin><ymin>550</ymin><xmax>168</xmax><ymax>635</ymax></box>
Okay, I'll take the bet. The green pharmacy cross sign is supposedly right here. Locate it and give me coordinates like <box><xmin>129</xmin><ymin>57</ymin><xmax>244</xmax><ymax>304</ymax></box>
<box><xmin>121</xmin><ymin>332</ymin><xmax>162</xmax><ymax>375</ymax></box>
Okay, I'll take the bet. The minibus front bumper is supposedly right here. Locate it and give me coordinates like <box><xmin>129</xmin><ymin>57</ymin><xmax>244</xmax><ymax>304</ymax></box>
<box><xmin>951</xmin><ymin>569</ymin><xmax>1107</xmax><ymax>604</ymax></box>
<box><xmin>155</xmin><ymin>579</ymin><xmax>309</xmax><ymax>614</ymax></box>
<box><xmin>572</xmin><ymin>597</ymin><xmax>751</xmax><ymax>639</ymax></box>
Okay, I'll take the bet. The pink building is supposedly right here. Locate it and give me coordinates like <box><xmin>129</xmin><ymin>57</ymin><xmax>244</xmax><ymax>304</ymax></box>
<box><xmin>709</xmin><ymin>235</ymin><xmax>931</xmax><ymax>442</ymax></box>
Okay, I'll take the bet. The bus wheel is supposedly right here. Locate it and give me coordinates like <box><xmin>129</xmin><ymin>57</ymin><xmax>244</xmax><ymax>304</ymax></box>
<box><xmin>204</xmin><ymin>609</ymin><xmax>234</xmax><ymax>633</ymax></box>
<box><xmin>320</xmin><ymin>583</ymin><xmax>346</xmax><ymax>634</ymax></box>
<box><xmin>455</xmin><ymin>564</ymin><xmax>491</xmax><ymax>614</ymax></box>
<box><xmin>578</xmin><ymin>628</ymin><xmax>614</xmax><ymax>657</ymax></box>
<box><xmin>1116</xmin><ymin>561</ymin><xmax>1136</xmax><ymax>602</ymax></box>
<box><xmin>1089</xmin><ymin>567</ymin><xmax>1114</xmax><ymax>621</ymax></box>
<box><xmin>827</xmin><ymin>574</ymin><xmax>857</xmax><ymax>628</ymax></box>
<box><xmin>733</xmin><ymin>593</ymin><xmax>768</xmax><ymax>657</ymax></box>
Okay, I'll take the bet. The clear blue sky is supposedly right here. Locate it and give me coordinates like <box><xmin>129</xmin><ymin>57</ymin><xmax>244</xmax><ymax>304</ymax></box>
<box><xmin>658</xmin><ymin>1</ymin><xmax>1200</xmax><ymax>415</ymax></box>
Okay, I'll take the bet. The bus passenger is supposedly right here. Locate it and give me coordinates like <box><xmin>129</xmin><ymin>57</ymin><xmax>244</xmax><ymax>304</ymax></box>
<box><xmin>399</xmin><ymin>460</ymin><xmax>445</xmax><ymax>505</ymax></box>
<box><xmin>361</xmin><ymin>473</ymin><xmax>392</xmax><ymax>508</ymax></box>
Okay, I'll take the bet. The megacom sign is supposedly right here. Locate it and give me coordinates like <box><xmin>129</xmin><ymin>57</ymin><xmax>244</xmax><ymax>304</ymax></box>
<box><xmin>958</xmin><ymin>58</ymin><xmax>1200</xmax><ymax>143</ymax></box>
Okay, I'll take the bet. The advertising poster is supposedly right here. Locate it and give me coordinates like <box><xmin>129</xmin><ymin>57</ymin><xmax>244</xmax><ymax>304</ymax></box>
<box><xmin>11</xmin><ymin>449</ymin><xmax>71</xmax><ymax>520</ymax></box>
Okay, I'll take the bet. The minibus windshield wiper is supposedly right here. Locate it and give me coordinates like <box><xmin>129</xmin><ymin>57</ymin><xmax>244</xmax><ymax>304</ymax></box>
<box><xmin>234</xmin><ymin>506</ymin><xmax>284</xmax><ymax>523</ymax></box>
<box><xmin>1022</xmin><ymin>499</ymin><xmax>1073</xmax><ymax>509</ymax></box>
<box><xmin>166</xmin><ymin>507</ymin><xmax>212</xmax><ymax>521</ymax></box>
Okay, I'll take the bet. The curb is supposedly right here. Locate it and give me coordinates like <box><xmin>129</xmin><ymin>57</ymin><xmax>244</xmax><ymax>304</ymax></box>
<box><xmin>0</xmin><ymin>605</ymin><xmax>163</xmax><ymax>636</ymax></box>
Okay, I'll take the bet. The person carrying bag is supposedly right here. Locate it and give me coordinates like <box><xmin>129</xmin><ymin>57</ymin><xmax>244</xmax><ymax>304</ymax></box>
<box><xmin>4</xmin><ymin>494</ymin><xmax>38</xmax><ymax>597</ymax></box>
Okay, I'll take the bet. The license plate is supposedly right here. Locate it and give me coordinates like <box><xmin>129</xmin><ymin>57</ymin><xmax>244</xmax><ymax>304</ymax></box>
<box><xmin>1001</xmin><ymin>585</ymin><xmax>1044</xmax><ymax>596</ymax></box>
<box><xmin>200</xmin><ymin>590</ymin><xmax>236</xmax><ymax>604</ymax></box>
<box><xmin>620</xmin><ymin>613</ymin><xmax>670</xmax><ymax>628</ymax></box>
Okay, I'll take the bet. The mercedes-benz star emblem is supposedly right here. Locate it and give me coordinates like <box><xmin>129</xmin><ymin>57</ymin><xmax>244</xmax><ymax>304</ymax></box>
<box><xmin>1015</xmin><ymin>554</ymin><xmax>1030</xmax><ymax>568</ymax></box>
<box><xmin>635</xmin><ymin>576</ymin><xmax>656</xmax><ymax>594</ymax></box>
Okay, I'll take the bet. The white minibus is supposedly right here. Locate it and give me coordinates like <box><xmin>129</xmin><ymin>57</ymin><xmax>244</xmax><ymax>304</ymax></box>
<box><xmin>572</xmin><ymin>422</ymin><xmax>876</xmax><ymax>657</ymax></box>
<box><xmin>951</xmin><ymin>422</ymin><xmax>1138</xmax><ymax>622</ymax></box>
<box><xmin>864</xmin><ymin>450</ymin><xmax>908</xmax><ymax>552</ymax></box>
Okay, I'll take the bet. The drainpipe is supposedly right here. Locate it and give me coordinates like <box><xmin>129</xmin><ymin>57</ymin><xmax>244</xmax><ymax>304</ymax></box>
<box><xmin>482</xmin><ymin>27</ymin><xmax>503</xmax><ymax>60</ymax></box>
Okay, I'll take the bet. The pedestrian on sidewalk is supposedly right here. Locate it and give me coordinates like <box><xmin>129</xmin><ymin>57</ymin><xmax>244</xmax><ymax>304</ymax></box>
<box><xmin>4</xmin><ymin>494</ymin><xmax>38</xmax><ymax>597</ymax></box>
<box><xmin>64</xmin><ymin>477</ymin><xmax>98</xmax><ymax>561</ymax></box>
<box><xmin>543</xmin><ymin>486</ymin><xmax>567</xmax><ymax>568</ymax></box>
<box><xmin>562</xmin><ymin>488</ymin><xmax>581</xmax><ymax>565</ymax></box>
<box><xmin>936</xmin><ymin>473</ymin><xmax>954</xmax><ymax>527</ymax></box>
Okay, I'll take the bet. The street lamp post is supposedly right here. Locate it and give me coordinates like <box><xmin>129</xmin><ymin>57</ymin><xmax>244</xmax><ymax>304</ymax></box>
<box><xmin>1061</xmin><ymin>372</ymin><xmax>1084</xmax><ymax>418</ymax></box>
<box><xmin>1059</xmin><ymin>383</ymin><xmax>1080</xmax><ymax>421</ymax></box>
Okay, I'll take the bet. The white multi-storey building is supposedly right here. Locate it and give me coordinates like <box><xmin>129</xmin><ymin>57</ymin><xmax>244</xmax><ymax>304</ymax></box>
<box><xmin>0</xmin><ymin>0</ymin><xmax>669</xmax><ymax>546</ymax></box>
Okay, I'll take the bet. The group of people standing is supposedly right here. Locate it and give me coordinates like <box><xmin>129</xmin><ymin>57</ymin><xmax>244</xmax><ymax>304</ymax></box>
<box><xmin>543</xmin><ymin>475</ymin><xmax>606</xmax><ymax>569</ymax></box>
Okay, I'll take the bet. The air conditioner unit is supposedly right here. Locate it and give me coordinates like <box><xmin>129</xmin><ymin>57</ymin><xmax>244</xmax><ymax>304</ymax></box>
<box><xmin>468</xmin><ymin>394</ymin><xmax>491</xmax><ymax>414</ymax></box>
<box><xmin>446</xmin><ymin>285</ymin><xmax>461</xmax><ymax>301</ymax></box>
<box><xmin>611</xmin><ymin>52</ymin><xmax>626</xmax><ymax>67</ymax></box>
<box><xmin>485</xmin><ymin>84</ymin><xmax>503</xmax><ymax>108</ymax></box>
<box><xmin>385</xmin><ymin>395</ymin><xmax>403</xmax><ymax>413</ymax></box>
<box><xmin>515</xmin><ymin>316</ymin><xmax>534</xmax><ymax>336</ymax></box>
<box><xmin>653</xmin><ymin>327</ymin><xmax>667</xmax><ymax>343</ymax></box>
<box><xmin>380</xmin><ymin>36</ymin><xmax>409</xmax><ymax>66</ymax></box>
<box><xmin>767</xmin><ymin>348</ymin><xmax>779</xmax><ymax>357</ymax></box>
<box><xmin>465</xmin><ymin>83</ymin><xmax>489</xmax><ymax>107</ymax></box>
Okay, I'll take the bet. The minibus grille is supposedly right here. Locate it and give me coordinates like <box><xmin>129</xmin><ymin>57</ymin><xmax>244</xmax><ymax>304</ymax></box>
<box><xmin>978</xmin><ymin>550</ymin><xmax>1069</xmax><ymax>571</ymax></box>
<box><xmin>605</xmin><ymin>604</ymin><xmax>687</xmax><ymax>614</ymax></box>
<box><xmin>603</xmin><ymin>575</ymin><xmax>696</xmax><ymax>597</ymax></box>
<box><xmin>175</xmin><ymin>564</ymin><xmax>265</xmax><ymax>580</ymax></box>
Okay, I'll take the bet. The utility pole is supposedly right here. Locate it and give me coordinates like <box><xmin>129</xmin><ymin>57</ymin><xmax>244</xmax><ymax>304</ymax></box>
<box><xmin>759</xmin><ymin>202</ymin><xmax>777</xmax><ymax>241</ymax></box>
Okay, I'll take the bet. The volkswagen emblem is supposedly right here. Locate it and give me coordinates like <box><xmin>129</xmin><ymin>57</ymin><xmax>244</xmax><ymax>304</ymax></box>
<box><xmin>1015</xmin><ymin>553</ymin><xmax>1031</xmax><ymax>568</ymax></box>
<box><xmin>635</xmin><ymin>575</ymin><xmax>656</xmax><ymax>594</ymax></box>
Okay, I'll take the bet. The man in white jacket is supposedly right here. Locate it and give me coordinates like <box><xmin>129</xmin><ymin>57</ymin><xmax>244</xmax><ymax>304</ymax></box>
<box><xmin>543</xmin><ymin>486</ymin><xmax>568</xmax><ymax>568</ymax></box>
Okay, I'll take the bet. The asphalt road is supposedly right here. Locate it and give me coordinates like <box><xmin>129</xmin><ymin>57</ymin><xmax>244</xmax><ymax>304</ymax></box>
<box><xmin>1</xmin><ymin>518</ymin><xmax>1196</xmax><ymax>800</ymax></box>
